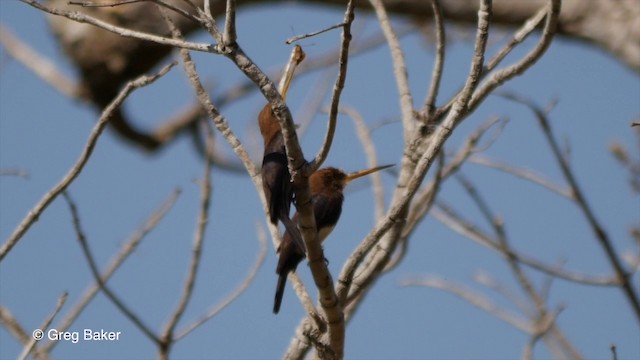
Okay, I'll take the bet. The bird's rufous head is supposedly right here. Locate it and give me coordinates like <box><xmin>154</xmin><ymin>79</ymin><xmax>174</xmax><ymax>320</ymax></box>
<box><xmin>258</xmin><ymin>46</ymin><xmax>305</xmax><ymax>145</ymax></box>
<box><xmin>310</xmin><ymin>164</ymin><xmax>393</xmax><ymax>193</ymax></box>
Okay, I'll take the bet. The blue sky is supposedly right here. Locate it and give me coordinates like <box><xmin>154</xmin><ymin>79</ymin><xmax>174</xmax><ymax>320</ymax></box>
<box><xmin>1</xmin><ymin>1</ymin><xmax>639</xmax><ymax>359</ymax></box>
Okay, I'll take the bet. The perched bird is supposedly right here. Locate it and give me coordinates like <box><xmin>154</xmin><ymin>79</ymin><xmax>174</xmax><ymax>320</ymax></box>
<box><xmin>274</xmin><ymin>164</ymin><xmax>393</xmax><ymax>314</ymax></box>
<box><xmin>259</xmin><ymin>48</ymin><xmax>305</xmax><ymax>257</ymax></box>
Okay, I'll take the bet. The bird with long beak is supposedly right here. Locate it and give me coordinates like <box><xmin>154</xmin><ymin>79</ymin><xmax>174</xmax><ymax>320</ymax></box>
<box><xmin>259</xmin><ymin>47</ymin><xmax>305</xmax><ymax>257</ymax></box>
<box><xmin>274</xmin><ymin>164</ymin><xmax>393</xmax><ymax>314</ymax></box>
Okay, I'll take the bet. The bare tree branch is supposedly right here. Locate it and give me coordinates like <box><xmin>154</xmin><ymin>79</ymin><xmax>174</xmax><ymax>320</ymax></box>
<box><xmin>21</xmin><ymin>0</ymin><xmax>217</xmax><ymax>53</ymax></box>
<box><xmin>309</xmin><ymin>0</ymin><xmax>355</xmax><ymax>173</ymax></box>
<box><xmin>63</xmin><ymin>191</ymin><xmax>160</xmax><ymax>345</ymax></box>
<box><xmin>467</xmin><ymin>0</ymin><xmax>561</xmax><ymax>114</ymax></box>
<box><xmin>17</xmin><ymin>292</ymin><xmax>67</xmax><ymax>360</ymax></box>
<box><xmin>0</xmin><ymin>25</ymin><xmax>77</xmax><ymax>98</ymax></box>
<box><xmin>401</xmin><ymin>276</ymin><xmax>532</xmax><ymax>333</ymax></box>
<box><xmin>0</xmin><ymin>306</ymin><xmax>31</xmax><ymax>346</ymax></box>
<box><xmin>286</xmin><ymin>21</ymin><xmax>349</xmax><ymax>45</ymax></box>
<box><xmin>341</xmin><ymin>106</ymin><xmax>386</xmax><ymax>221</ymax></box>
<box><xmin>369</xmin><ymin>0</ymin><xmax>415</xmax><ymax>143</ymax></box>
<box><xmin>0</xmin><ymin>62</ymin><xmax>175</xmax><ymax>263</ymax></box>
<box><xmin>174</xmin><ymin>222</ymin><xmax>268</xmax><ymax>340</ymax></box>
<box><xmin>502</xmin><ymin>92</ymin><xmax>640</xmax><ymax>322</ymax></box>
<box><xmin>432</xmin><ymin>203</ymin><xmax>624</xmax><ymax>287</ymax></box>
<box><xmin>43</xmin><ymin>189</ymin><xmax>181</xmax><ymax>353</ymax></box>
<box><xmin>469</xmin><ymin>155</ymin><xmax>573</xmax><ymax>199</ymax></box>
<box><xmin>223</xmin><ymin>0</ymin><xmax>237</xmax><ymax>45</ymax></box>
<box><xmin>0</xmin><ymin>168</ymin><xmax>30</xmax><ymax>179</ymax></box>
<box><xmin>159</xmin><ymin>121</ymin><xmax>214</xmax><ymax>357</ymax></box>
<box><xmin>422</xmin><ymin>0</ymin><xmax>445</xmax><ymax>120</ymax></box>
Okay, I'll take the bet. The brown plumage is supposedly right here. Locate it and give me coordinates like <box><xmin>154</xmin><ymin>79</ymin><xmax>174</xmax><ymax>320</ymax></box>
<box><xmin>259</xmin><ymin>48</ymin><xmax>305</xmax><ymax>262</ymax></box>
<box><xmin>274</xmin><ymin>164</ymin><xmax>393</xmax><ymax>314</ymax></box>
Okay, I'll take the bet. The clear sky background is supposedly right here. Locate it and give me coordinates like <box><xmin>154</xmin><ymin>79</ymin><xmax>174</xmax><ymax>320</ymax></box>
<box><xmin>1</xmin><ymin>1</ymin><xmax>639</xmax><ymax>359</ymax></box>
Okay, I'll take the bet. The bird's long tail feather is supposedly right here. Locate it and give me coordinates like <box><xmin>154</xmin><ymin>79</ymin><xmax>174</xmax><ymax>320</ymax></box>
<box><xmin>273</xmin><ymin>273</ymin><xmax>287</xmax><ymax>314</ymax></box>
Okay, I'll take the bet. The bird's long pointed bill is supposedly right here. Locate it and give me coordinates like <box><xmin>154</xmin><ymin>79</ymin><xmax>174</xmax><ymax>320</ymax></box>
<box><xmin>279</xmin><ymin>45</ymin><xmax>306</xmax><ymax>100</ymax></box>
<box><xmin>345</xmin><ymin>164</ymin><xmax>394</xmax><ymax>183</ymax></box>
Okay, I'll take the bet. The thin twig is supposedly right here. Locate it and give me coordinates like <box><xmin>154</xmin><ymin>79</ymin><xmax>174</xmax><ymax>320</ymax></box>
<box><xmin>422</xmin><ymin>0</ymin><xmax>445</xmax><ymax>119</ymax></box>
<box><xmin>160</xmin><ymin>121</ymin><xmax>214</xmax><ymax>351</ymax></box>
<box><xmin>430</xmin><ymin>0</ymin><xmax>557</xmax><ymax>123</ymax></box>
<box><xmin>309</xmin><ymin>0</ymin><xmax>356</xmax><ymax>173</ymax></box>
<box><xmin>204</xmin><ymin>0</ymin><xmax>213</xmax><ymax>19</ymax></box>
<box><xmin>469</xmin><ymin>155</ymin><xmax>573</xmax><ymax>199</ymax></box>
<box><xmin>0</xmin><ymin>168</ymin><xmax>30</xmax><ymax>179</ymax></box>
<box><xmin>341</xmin><ymin>106</ymin><xmax>386</xmax><ymax>221</ymax></box>
<box><xmin>0</xmin><ymin>25</ymin><xmax>77</xmax><ymax>99</ymax></box>
<box><xmin>0</xmin><ymin>306</ymin><xmax>30</xmax><ymax>345</ymax></box>
<box><xmin>337</xmin><ymin>0</ymin><xmax>492</xmax><ymax>329</ymax></box>
<box><xmin>454</xmin><ymin>0</ymin><xmax>491</xmax><ymax>113</ymax></box>
<box><xmin>290</xmin><ymin>272</ymin><xmax>326</xmax><ymax>332</ymax></box>
<box><xmin>68</xmin><ymin>0</ymin><xmax>144</xmax><ymax>7</ymax></box>
<box><xmin>523</xmin><ymin>307</ymin><xmax>564</xmax><ymax>360</ymax></box>
<box><xmin>151</xmin><ymin>0</ymin><xmax>203</xmax><ymax>24</ymax></box>
<box><xmin>432</xmin><ymin>202</ymin><xmax>623</xmax><ymax>287</ymax></box>
<box><xmin>0</xmin><ymin>62</ymin><xmax>175</xmax><ymax>262</ymax></box>
<box><xmin>286</xmin><ymin>21</ymin><xmax>348</xmax><ymax>45</ymax></box>
<box><xmin>159</xmin><ymin>8</ymin><xmax>256</xmax><ymax>177</ymax></box>
<box><xmin>17</xmin><ymin>292</ymin><xmax>67</xmax><ymax>360</ymax></box>
<box><xmin>501</xmin><ymin>92</ymin><xmax>640</xmax><ymax>322</ymax></box>
<box><xmin>343</xmin><ymin>114</ymin><xmax>501</xmax><ymax>308</ymax></box>
<box><xmin>211</xmin><ymin>25</ymin><xmax>415</xmax><ymax>120</ymax></box>
<box><xmin>484</xmin><ymin>5</ymin><xmax>548</xmax><ymax>74</ymax></box>
<box><xmin>474</xmin><ymin>271</ymin><xmax>530</xmax><ymax>315</ymax></box>
<box><xmin>63</xmin><ymin>191</ymin><xmax>160</xmax><ymax>345</ymax></box>
<box><xmin>192</xmin><ymin>0</ymin><xmax>224</xmax><ymax>48</ymax></box>
<box><xmin>20</xmin><ymin>0</ymin><xmax>217</xmax><ymax>53</ymax></box>
<box><xmin>369</xmin><ymin>0</ymin><xmax>415</xmax><ymax>143</ymax></box>
<box><xmin>402</xmin><ymin>116</ymin><xmax>501</xmax><ymax>243</ymax></box>
<box><xmin>174</xmin><ymin>222</ymin><xmax>268</xmax><ymax>340</ymax></box>
<box><xmin>223</xmin><ymin>0</ymin><xmax>237</xmax><ymax>46</ymax></box>
<box><xmin>400</xmin><ymin>276</ymin><xmax>532</xmax><ymax>333</ymax></box>
<box><xmin>468</xmin><ymin>0</ymin><xmax>561</xmax><ymax>113</ymax></box>
<box><xmin>295</xmin><ymin>68</ymin><xmax>334</xmax><ymax>137</ymax></box>
<box><xmin>329</xmin><ymin>0</ymin><xmax>449</xmax><ymax>316</ymax></box>
<box><xmin>43</xmin><ymin>189</ymin><xmax>181</xmax><ymax>353</ymax></box>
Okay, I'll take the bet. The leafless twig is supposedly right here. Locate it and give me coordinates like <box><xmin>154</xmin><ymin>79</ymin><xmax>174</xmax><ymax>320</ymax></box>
<box><xmin>63</xmin><ymin>191</ymin><xmax>160</xmax><ymax>345</ymax></box>
<box><xmin>0</xmin><ymin>25</ymin><xmax>77</xmax><ymax>99</ymax></box>
<box><xmin>286</xmin><ymin>21</ymin><xmax>349</xmax><ymax>45</ymax></box>
<box><xmin>341</xmin><ymin>106</ymin><xmax>386</xmax><ymax>221</ymax></box>
<box><xmin>309</xmin><ymin>0</ymin><xmax>355</xmax><ymax>173</ymax></box>
<box><xmin>468</xmin><ymin>0</ymin><xmax>561</xmax><ymax>113</ymax></box>
<box><xmin>0</xmin><ymin>62</ymin><xmax>175</xmax><ymax>263</ymax></box>
<box><xmin>17</xmin><ymin>292</ymin><xmax>67</xmax><ymax>360</ymax></box>
<box><xmin>0</xmin><ymin>306</ymin><xmax>30</xmax><ymax>346</ymax></box>
<box><xmin>401</xmin><ymin>276</ymin><xmax>532</xmax><ymax>333</ymax></box>
<box><xmin>68</xmin><ymin>0</ymin><xmax>144</xmax><ymax>7</ymax></box>
<box><xmin>223</xmin><ymin>0</ymin><xmax>237</xmax><ymax>46</ymax></box>
<box><xmin>502</xmin><ymin>92</ymin><xmax>640</xmax><ymax>322</ymax></box>
<box><xmin>432</xmin><ymin>202</ymin><xmax>623</xmax><ymax>287</ymax></box>
<box><xmin>422</xmin><ymin>0</ymin><xmax>445</xmax><ymax>119</ymax></box>
<box><xmin>21</xmin><ymin>0</ymin><xmax>216</xmax><ymax>53</ymax></box>
<box><xmin>469</xmin><ymin>155</ymin><xmax>573</xmax><ymax>199</ymax></box>
<box><xmin>0</xmin><ymin>168</ymin><xmax>29</xmax><ymax>179</ymax></box>
<box><xmin>43</xmin><ymin>189</ymin><xmax>180</xmax><ymax>353</ymax></box>
<box><xmin>174</xmin><ymin>222</ymin><xmax>268</xmax><ymax>340</ymax></box>
<box><xmin>369</xmin><ymin>0</ymin><xmax>415</xmax><ymax>142</ymax></box>
<box><xmin>160</xmin><ymin>121</ymin><xmax>214</xmax><ymax>355</ymax></box>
